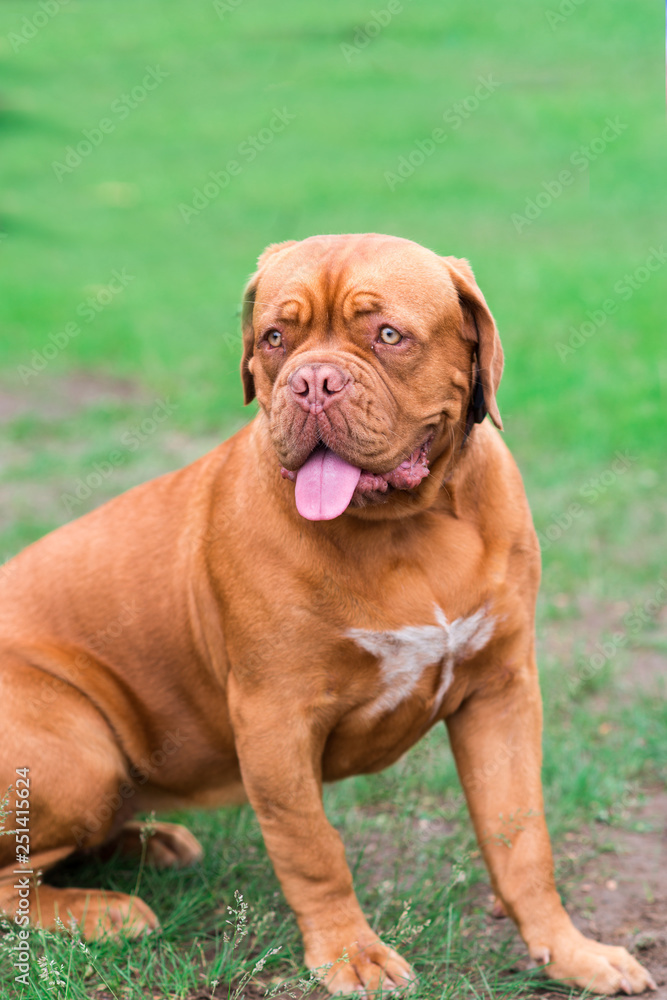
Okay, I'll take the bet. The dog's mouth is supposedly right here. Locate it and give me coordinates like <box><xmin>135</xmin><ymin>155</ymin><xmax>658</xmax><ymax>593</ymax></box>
<box><xmin>280</xmin><ymin>438</ymin><xmax>432</xmax><ymax>521</ymax></box>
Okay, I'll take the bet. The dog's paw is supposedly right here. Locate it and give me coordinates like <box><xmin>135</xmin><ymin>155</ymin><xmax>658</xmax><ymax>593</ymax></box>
<box><xmin>531</xmin><ymin>930</ymin><xmax>657</xmax><ymax>995</ymax></box>
<box><xmin>81</xmin><ymin>891</ymin><xmax>161</xmax><ymax>939</ymax></box>
<box><xmin>116</xmin><ymin>821</ymin><xmax>204</xmax><ymax>869</ymax></box>
<box><xmin>30</xmin><ymin>887</ymin><xmax>160</xmax><ymax>939</ymax></box>
<box><xmin>307</xmin><ymin>929</ymin><xmax>415</xmax><ymax>996</ymax></box>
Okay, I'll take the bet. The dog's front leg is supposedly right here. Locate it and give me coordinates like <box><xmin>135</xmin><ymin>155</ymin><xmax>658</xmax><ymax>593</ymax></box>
<box><xmin>446</xmin><ymin>661</ymin><xmax>655</xmax><ymax>995</ymax></box>
<box><xmin>228</xmin><ymin>679</ymin><xmax>415</xmax><ymax>995</ymax></box>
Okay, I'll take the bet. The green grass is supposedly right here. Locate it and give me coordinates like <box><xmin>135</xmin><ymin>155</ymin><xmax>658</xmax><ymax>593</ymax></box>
<box><xmin>0</xmin><ymin>0</ymin><xmax>666</xmax><ymax>996</ymax></box>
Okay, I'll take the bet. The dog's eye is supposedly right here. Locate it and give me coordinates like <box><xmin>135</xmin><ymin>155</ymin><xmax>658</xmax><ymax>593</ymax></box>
<box><xmin>378</xmin><ymin>326</ymin><xmax>402</xmax><ymax>345</ymax></box>
<box><xmin>266</xmin><ymin>330</ymin><xmax>282</xmax><ymax>347</ymax></box>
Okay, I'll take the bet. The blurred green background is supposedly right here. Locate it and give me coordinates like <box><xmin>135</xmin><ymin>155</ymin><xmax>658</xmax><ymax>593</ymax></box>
<box><xmin>0</xmin><ymin>2</ymin><xmax>665</xmax><ymax>997</ymax></box>
<box><xmin>1</xmin><ymin>0</ymin><xmax>665</xmax><ymax>596</ymax></box>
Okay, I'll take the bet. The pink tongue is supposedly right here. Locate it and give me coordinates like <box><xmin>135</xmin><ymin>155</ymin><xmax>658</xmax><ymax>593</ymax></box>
<box><xmin>295</xmin><ymin>448</ymin><xmax>361</xmax><ymax>521</ymax></box>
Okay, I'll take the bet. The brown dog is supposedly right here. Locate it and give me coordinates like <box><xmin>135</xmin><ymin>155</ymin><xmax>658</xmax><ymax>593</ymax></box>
<box><xmin>0</xmin><ymin>234</ymin><xmax>656</xmax><ymax>994</ymax></box>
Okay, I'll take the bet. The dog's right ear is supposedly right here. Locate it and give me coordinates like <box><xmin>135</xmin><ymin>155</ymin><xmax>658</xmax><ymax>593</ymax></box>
<box><xmin>240</xmin><ymin>241</ymin><xmax>298</xmax><ymax>405</ymax></box>
<box><xmin>240</xmin><ymin>273</ymin><xmax>259</xmax><ymax>406</ymax></box>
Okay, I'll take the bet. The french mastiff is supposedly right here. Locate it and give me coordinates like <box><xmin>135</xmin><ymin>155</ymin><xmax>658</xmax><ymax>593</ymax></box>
<box><xmin>0</xmin><ymin>235</ymin><xmax>656</xmax><ymax>995</ymax></box>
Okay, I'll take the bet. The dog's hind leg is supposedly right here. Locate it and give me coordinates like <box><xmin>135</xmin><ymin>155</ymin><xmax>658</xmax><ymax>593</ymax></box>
<box><xmin>0</xmin><ymin>655</ymin><xmax>159</xmax><ymax>938</ymax></box>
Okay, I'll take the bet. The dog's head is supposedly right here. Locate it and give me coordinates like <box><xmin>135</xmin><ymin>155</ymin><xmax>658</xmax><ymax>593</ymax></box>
<box><xmin>240</xmin><ymin>234</ymin><xmax>503</xmax><ymax>521</ymax></box>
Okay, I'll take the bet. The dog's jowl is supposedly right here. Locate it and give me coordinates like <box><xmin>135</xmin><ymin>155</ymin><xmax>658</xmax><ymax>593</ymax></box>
<box><xmin>0</xmin><ymin>235</ymin><xmax>655</xmax><ymax>995</ymax></box>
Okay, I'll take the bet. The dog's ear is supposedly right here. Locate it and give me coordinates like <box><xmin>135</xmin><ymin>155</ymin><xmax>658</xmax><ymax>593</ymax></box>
<box><xmin>240</xmin><ymin>241</ymin><xmax>298</xmax><ymax>405</ymax></box>
<box><xmin>443</xmin><ymin>256</ymin><xmax>504</xmax><ymax>430</ymax></box>
<box><xmin>240</xmin><ymin>273</ymin><xmax>259</xmax><ymax>405</ymax></box>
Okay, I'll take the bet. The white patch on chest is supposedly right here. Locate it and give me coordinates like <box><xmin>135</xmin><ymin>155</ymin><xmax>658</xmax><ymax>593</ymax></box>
<box><xmin>346</xmin><ymin>605</ymin><xmax>495</xmax><ymax>719</ymax></box>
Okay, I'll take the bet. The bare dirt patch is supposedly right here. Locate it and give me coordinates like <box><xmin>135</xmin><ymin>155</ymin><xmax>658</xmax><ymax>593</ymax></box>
<box><xmin>540</xmin><ymin>594</ymin><xmax>667</xmax><ymax>687</ymax></box>
<box><xmin>525</xmin><ymin>600</ymin><xmax>666</xmax><ymax>993</ymax></box>
<box><xmin>0</xmin><ymin>372</ymin><xmax>225</xmax><ymax>544</ymax></box>
<box><xmin>566</xmin><ymin>790</ymin><xmax>667</xmax><ymax>997</ymax></box>
<box><xmin>0</xmin><ymin>370</ymin><xmax>147</xmax><ymax>422</ymax></box>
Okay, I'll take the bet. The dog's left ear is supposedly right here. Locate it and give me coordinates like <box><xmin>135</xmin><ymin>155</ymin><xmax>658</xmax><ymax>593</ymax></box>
<box><xmin>443</xmin><ymin>256</ymin><xmax>504</xmax><ymax>430</ymax></box>
<box><xmin>240</xmin><ymin>241</ymin><xmax>298</xmax><ymax>405</ymax></box>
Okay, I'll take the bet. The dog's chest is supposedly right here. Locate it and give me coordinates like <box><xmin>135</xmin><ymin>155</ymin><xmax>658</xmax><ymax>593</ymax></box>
<box><xmin>346</xmin><ymin>605</ymin><xmax>495</xmax><ymax>720</ymax></box>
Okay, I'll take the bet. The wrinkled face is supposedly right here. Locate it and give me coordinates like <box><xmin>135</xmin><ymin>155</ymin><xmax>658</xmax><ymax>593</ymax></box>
<box><xmin>242</xmin><ymin>234</ymin><xmax>502</xmax><ymax>521</ymax></box>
